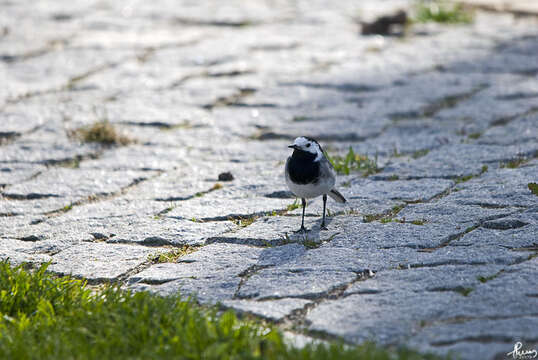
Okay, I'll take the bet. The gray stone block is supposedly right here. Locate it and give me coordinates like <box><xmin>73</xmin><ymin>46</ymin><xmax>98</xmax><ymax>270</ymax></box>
<box><xmin>376</xmin><ymin>144</ymin><xmax>536</xmax><ymax>180</ymax></box>
<box><xmin>222</xmin><ymin>298</ymin><xmax>311</xmax><ymax>322</ymax></box>
<box><xmin>238</xmin><ymin>268</ymin><xmax>357</xmax><ymax>300</ymax></box>
<box><xmin>49</xmin><ymin>242</ymin><xmax>158</xmax><ymax>281</ymax></box>
<box><xmin>0</xmin><ymin>163</ymin><xmax>46</xmax><ymax>187</ymax></box>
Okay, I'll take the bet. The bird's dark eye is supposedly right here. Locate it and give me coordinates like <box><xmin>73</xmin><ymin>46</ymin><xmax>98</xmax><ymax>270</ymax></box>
<box><xmin>306</xmin><ymin>143</ymin><xmax>311</xmax><ymax>148</ymax></box>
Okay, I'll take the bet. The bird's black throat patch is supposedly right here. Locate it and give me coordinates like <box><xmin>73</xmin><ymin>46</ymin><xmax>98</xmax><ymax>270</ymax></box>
<box><xmin>288</xmin><ymin>149</ymin><xmax>320</xmax><ymax>184</ymax></box>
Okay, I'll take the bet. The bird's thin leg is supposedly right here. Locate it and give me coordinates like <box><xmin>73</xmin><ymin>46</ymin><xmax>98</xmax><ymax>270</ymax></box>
<box><xmin>321</xmin><ymin>194</ymin><xmax>328</xmax><ymax>230</ymax></box>
<box><xmin>295</xmin><ymin>198</ymin><xmax>307</xmax><ymax>232</ymax></box>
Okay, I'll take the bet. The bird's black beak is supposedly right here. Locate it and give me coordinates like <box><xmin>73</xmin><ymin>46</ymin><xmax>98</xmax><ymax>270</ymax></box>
<box><xmin>288</xmin><ymin>144</ymin><xmax>299</xmax><ymax>150</ymax></box>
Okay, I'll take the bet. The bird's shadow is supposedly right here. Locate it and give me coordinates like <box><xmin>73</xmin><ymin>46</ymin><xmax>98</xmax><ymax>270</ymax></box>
<box><xmin>282</xmin><ymin>216</ymin><xmax>338</xmax><ymax>248</ymax></box>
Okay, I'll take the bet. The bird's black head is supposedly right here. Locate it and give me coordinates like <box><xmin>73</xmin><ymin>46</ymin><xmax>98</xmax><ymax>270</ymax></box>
<box><xmin>288</xmin><ymin>137</ymin><xmax>324</xmax><ymax>160</ymax></box>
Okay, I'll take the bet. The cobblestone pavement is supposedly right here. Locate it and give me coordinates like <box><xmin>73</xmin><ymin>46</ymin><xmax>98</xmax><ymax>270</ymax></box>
<box><xmin>1</xmin><ymin>1</ymin><xmax>537</xmax><ymax>358</ymax></box>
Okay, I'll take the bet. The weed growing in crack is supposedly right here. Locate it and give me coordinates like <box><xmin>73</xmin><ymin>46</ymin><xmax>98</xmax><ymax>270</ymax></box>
<box><xmin>72</xmin><ymin>120</ymin><xmax>132</xmax><ymax>146</ymax></box>
<box><xmin>463</xmin><ymin>225</ymin><xmax>478</xmax><ymax>234</ymax></box>
<box><xmin>501</xmin><ymin>157</ymin><xmax>527</xmax><ymax>169</ymax></box>
<box><xmin>302</xmin><ymin>238</ymin><xmax>321</xmax><ymax>249</ymax></box>
<box><xmin>528</xmin><ymin>183</ymin><xmax>538</xmax><ymax>196</ymax></box>
<box><xmin>454</xmin><ymin>174</ymin><xmax>474</xmax><ymax>184</ymax></box>
<box><xmin>364</xmin><ymin>204</ymin><xmax>405</xmax><ymax>223</ymax></box>
<box><xmin>194</xmin><ymin>183</ymin><xmax>223</xmax><ymax>198</ymax></box>
<box><xmin>410</xmin><ymin>219</ymin><xmax>426</xmax><ymax>225</ymax></box>
<box><xmin>380</xmin><ymin>217</ymin><xmax>395</xmax><ymax>224</ymax></box>
<box><xmin>467</xmin><ymin>132</ymin><xmax>481</xmax><ymax>140</ymax></box>
<box><xmin>412</xmin><ymin>0</ymin><xmax>474</xmax><ymax>24</ymax></box>
<box><xmin>363</xmin><ymin>214</ymin><xmax>379</xmax><ymax>223</ymax></box>
<box><xmin>231</xmin><ymin>216</ymin><xmax>257</xmax><ymax>228</ymax></box>
<box><xmin>210</xmin><ymin>183</ymin><xmax>223</xmax><ymax>191</ymax></box>
<box><xmin>292</xmin><ymin>115</ymin><xmax>310</xmax><ymax>122</ymax></box>
<box><xmin>455</xmin><ymin>164</ymin><xmax>489</xmax><ymax>183</ymax></box>
<box><xmin>154</xmin><ymin>205</ymin><xmax>175</xmax><ymax>220</ymax></box>
<box><xmin>412</xmin><ymin>149</ymin><xmax>429</xmax><ymax>159</ymax></box>
<box><xmin>477</xmin><ymin>270</ymin><xmax>504</xmax><ymax>283</ymax></box>
<box><xmin>148</xmin><ymin>246</ymin><xmax>196</xmax><ymax>263</ymax></box>
<box><xmin>392</xmin><ymin>204</ymin><xmax>405</xmax><ymax>214</ymax></box>
<box><xmin>326</xmin><ymin>147</ymin><xmax>379</xmax><ymax>176</ymax></box>
<box><xmin>454</xmin><ymin>287</ymin><xmax>473</xmax><ymax>296</ymax></box>
<box><xmin>287</xmin><ymin>199</ymin><xmax>301</xmax><ymax>212</ymax></box>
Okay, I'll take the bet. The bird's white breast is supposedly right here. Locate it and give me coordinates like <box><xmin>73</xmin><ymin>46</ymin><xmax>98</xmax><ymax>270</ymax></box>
<box><xmin>285</xmin><ymin>174</ymin><xmax>334</xmax><ymax>199</ymax></box>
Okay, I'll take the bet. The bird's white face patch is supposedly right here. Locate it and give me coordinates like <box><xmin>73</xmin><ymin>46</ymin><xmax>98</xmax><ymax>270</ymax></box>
<box><xmin>291</xmin><ymin>137</ymin><xmax>323</xmax><ymax>161</ymax></box>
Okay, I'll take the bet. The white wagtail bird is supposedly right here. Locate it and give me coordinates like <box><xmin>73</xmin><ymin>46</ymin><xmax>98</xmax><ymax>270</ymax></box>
<box><xmin>285</xmin><ymin>136</ymin><xmax>347</xmax><ymax>232</ymax></box>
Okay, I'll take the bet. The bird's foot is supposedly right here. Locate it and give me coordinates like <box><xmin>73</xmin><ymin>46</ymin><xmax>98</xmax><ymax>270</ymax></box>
<box><xmin>320</xmin><ymin>223</ymin><xmax>328</xmax><ymax>231</ymax></box>
<box><xmin>295</xmin><ymin>226</ymin><xmax>307</xmax><ymax>233</ymax></box>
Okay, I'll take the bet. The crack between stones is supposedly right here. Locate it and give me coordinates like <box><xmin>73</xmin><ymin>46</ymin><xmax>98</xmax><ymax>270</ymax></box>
<box><xmin>388</xmin><ymin>85</ymin><xmax>488</xmax><ymax>121</ymax></box>
<box><xmin>2</xmin><ymin>38</ymin><xmax>202</xmax><ymax>106</ymax></box>
<box><xmin>0</xmin><ymin>35</ymin><xmax>74</xmax><ymax>64</ymax></box>
<box><xmin>154</xmin><ymin>182</ymin><xmax>225</xmax><ymax>203</ymax></box>
<box><xmin>202</xmin><ymin>87</ymin><xmax>258</xmax><ymax>110</ymax></box>
<box><xmin>420</xmin><ymin>313</ymin><xmax>538</xmax><ymax>329</ymax></box>
<box><xmin>277</xmin><ymin>270</ymin><xmax>375</xmax><ymax>330</ymax></box>
<box><xmin>490</xmin><ymin>106</ymin><xmax>538</xmax><ymax>127</ymax></box>
<box><xmin>33</xmin><ymin>172</ymin><xmax>162</xmax><ymax>222</ymax></box>
<box><xmin>431</xmin><ymin>335</ymin><xmax>538</xmax><ymax>347</ymax></box>
<box><xmin>171</xmin><ymin>17</ymin><xmax>261</xmax><ymax>28</ymax></box>
<box><xmin>2</xmin><ymin>193</ymin><xmax>61</xmax><ymax>200</ymax></box>
<box><xmin>431</xmin><ymin>209</ymin><xmax>527</xmax><ymax>250</ymax></box>
<box><xmin>233</xmin><ymin>264</ymin><xmax>274</xmax><ymax>299</ymax></box>
<box><xmin>0</xmin><ymin>124</ymin><xmax>44</xmax><ymax>147</ymax></box>
<box><xmin>165</xmin><ymin>69</ymin><xmax>255</xmax><ymax>90</ymax></box>
<box><xmin>3</xmin><ymin>61</ymin><xmax>121</xmax><ymax>106</ymax></box>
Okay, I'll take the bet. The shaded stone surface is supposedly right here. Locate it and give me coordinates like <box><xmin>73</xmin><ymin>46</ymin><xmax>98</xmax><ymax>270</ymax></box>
<box><xmin>222</xmin><ymin>298</ymin><xmax>312</xmax><ymax>322</ymax></box>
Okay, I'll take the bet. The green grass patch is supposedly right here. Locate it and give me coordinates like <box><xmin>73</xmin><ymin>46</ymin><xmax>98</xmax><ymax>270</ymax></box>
<box><xmin>412</xmin><ymin>0</ymin><xmax>473</xmax><ymax>24</ymax></box>
<box><xmin>0</xmin><ymin>261</ymin><xmax>449</xmax><ymax>360</ymax></box>
<box><xmin>326</xmin><ymin>147</ymin><xmax>379</xmax><ymax>176</ymax></box>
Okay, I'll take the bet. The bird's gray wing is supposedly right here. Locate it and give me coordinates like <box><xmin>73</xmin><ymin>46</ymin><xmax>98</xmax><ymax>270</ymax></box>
<box><xmin>319</xmin><ymin>155</ymin><xmax>336</xmax><ymax>187</ymax></box>
<box><xmin>284</xmin><ymin>156</ymin><xmax>291</xmax><ymax>181</ymax></box>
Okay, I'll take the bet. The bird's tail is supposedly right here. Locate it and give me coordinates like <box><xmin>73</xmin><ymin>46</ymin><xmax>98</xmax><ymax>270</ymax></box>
<box><xmin>328</xmin><ymin>189</ymin><xmax>347</xmax><ymax>203</ymax></box>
